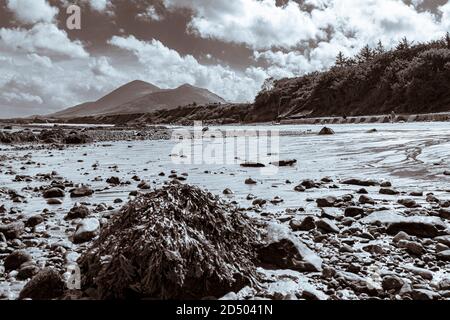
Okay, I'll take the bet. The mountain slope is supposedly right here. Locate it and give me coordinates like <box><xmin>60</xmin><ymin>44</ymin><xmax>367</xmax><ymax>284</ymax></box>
<box><xmin>51</xmin><ymin>80</ymin><xmax>161</xmax><ymax>118</ymax></box>
<box><xmin>105</xmin><ymin>84</ymin><xmax>226</xmax><ymax>115</ymax></box>
<box><xmin>52</xmin><ymin>82</ymin><xmax>226</xmax><ymax>118</ymax></box>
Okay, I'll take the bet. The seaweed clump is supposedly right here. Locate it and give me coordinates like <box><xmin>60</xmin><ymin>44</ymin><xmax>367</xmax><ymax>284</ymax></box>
<box><xmin>78</xmin><ymin>184</ymin><xmax>261</xmax><ymax>299</ymax></box>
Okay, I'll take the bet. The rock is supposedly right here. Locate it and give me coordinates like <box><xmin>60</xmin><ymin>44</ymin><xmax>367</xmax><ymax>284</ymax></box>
<box><xmin>380</xmin><ymin>181</ymin><xmax>392</xmax><ymax>188</ymax></box>
<box><xmin>47</xmin><ymin>198</ymin><xmax>63</xmax><ymax>205</ymax></box>
<box><xmin>72</xmin><ymin>218</ymin><xmax>100</xmax><ymax>244</ymax></box>
<box><xmin>240</xmin><ymin>162</ymin><xmax>265</xmax><ymax>168</ymax></box>
<box><xmin>0</xmin><ymin>221</ymin><xmax>25</xmax><ymax>240</ymax></box>
<box><xmin>294</xmin><ymin>185</ymin><xmax>306</xmax><ymax>192</ymax></box>
<box><xmin>357</xmin><ymin>188</ymin><xmax>369</xmax><ymax>194</ymax></box>
<box><xmin>361</xmin><ymin>211</ymin><xmax>447</xmax><ymax>238</ymax></box>
<box><xmin>398</xmin><ymin>199</ymin><xmax>419</xmax><ymax>208</ymax></box>
<box><xmin>70</xmin><ymin>186</ymin><xmax>94</xmax><ymax>198</ymax></box>
<box><xmin>245</xmin><ymin>178</ymin><xmax>257</xmax><ymax>185</ymax></box>
<box><xmin>137</xmin><ymin>181</ymin><xmax>151</xmax><ymax>190</ymax></box>
<box><xmin>64</xmin><ymin>132</ymin><xmax>93</xmax><ymax>145</ymax></box>
<box><xmin>301</xmin><ymin>180</ymin><xmax>317</xmax><ymax>190</ymax></box>
<box><xmin>435</xmin><ymin>235</ymin><xmax>450</xmax><ymax>247</ymax></box>
<box><xmin>403</xmin><ymin>264</ymin><xmax>433</xmax><ymax>280</ymax></box>
<box><xmin>42</xmin><ymin>187</ymin><xmax>65</xmax><ymax>199</ymax></box>
<box><xmin>444</xmin><ymin>171</ymin><xmax>450</xmax><ymax>176</ymax></box>
<box><xmin>258</xmin><ymin>237</ymin><xmax>322</xmax><ymax>272</ymax></box>
<box><xmin>223</xmin><ymin>188</ymin><xmax>234</xmax><ymax>195</ymax></box>
<box><xmin>342</xmin><ymin>178</ymin><xmax>378</xmax><ymax>187</ymax></box>
<box><xmin>439</xmin><ymin>278</ymin><xmax>450</xmax><ymax>291</ymax></box>
<box><xmin>439</xmin><ymin>208</ymin><xmax>450</xmax><ymax>220</ymax></box>
<box><xmin>316</xmin><ymin>219</ymin><xmax>340</xmax><ymax>234</ymax></box>
<box><xmin>410</xmin><ymin>289</ymin><xmax>440</xmax><ymax>300</ymax></box>
<box><xmin>319</xmin><ymin>127</ymin><xmax>335</xmax><ymax>135</ymax></box>
<box><xmin>290</xmin><ymin>216</ymin><xmax>316</xmax><ymax>232</ymax></box>
<box><xmin>336</xmin><ymin>271</ymin><xmax>381</xmax><ymax>294</ymax></box>
<box><xmin>393</xmin><ymin>231</ymin><xmax>410</xmax><ymax>243</ymax></box>
<box><xmin>437</xmin><ymin>250</ymin><xmax>450</xmax><ymax>261</ymax></box>
<box><xmin>270</xmin><ymin>159</ymin><xmax>297</xmax><ymax>167</ymax></box>
<box><xmin>17</xmin><ymin>264</ymin><xmax>40</xmax><ymax>280</ymax></box>
<box><xmin>65</xmin><ymin>204</ymin><xmax>90</xmax><ymax>220</ymax></box>
<box><xmin>380</xmin><ymin>188</ymin><xmax>400</xmax><ymax>195</ymax></box>
<box><xmin>359</xmin><ymin>195</ymin><xmax>375</xmax><ymax>205</ymax></box>
<box><xmin>344</xmin><ymin>206</ymin><xmax>364</xmax><ymax>217</ymax></box>
<box><xmin>252</xmin><ymin>199</ymin><xmax>267</xmax><ymax>207</ymax></box>
<box><xmin>26</xmin><ymin>215</ymin><xmax>44</xmax><ymax>228</ymax></box>
<box><xmin>4</xmin><ymin>250</ymin><xmax>32</xmax><ymax>271</ymax></box>
<box><xmin>397</xmin><ymin>240</ymin><xmax>424</xmax><ymax>255</ymax></box>
<box><xmin>410</xmin><ymin>191</ymin><xmax>423</xmax><ymax>197</ymax></box>
<box><xmin>382</xmin><ymin>275</ymin><xmax>405</xmax><ymax>292</ymax></box>
<box><xmin>106</xmin><ymin>177</ymin><xmax>121</xmax><ymax>185</ymax></box>
<box><xmin>316</xmin><ymin>196</ymin><xmax>337</xmax><ymax>208</ymax></box>
<box><xmin>19</xmin><ymin>269</ymin><xmax>65</xmax><ymax>300</ymax></box>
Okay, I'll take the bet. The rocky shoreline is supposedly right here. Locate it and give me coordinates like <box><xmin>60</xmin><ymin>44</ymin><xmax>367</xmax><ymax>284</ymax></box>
<box><xmin>0</xmin><ymin>124</ymin><xmax>449</xmax><ymax>301</ymax></box>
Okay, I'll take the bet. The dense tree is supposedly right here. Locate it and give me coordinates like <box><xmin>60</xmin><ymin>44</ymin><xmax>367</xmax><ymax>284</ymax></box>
<box><xmin>251</xmin><ymin>35</ymin><xmax>450</xmax><ymax>122</ymax></box>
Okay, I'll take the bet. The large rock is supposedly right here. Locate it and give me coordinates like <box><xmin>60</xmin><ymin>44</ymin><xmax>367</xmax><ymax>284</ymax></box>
<box><xmin>0</xmin><ymin>221</ymin><xmax>25</xmax><ymax>240</ymax></box>
<box><xmin>361</xmin><ymin>211</ymin><xmax>448</xmax><ymax>238</ymax></box>
<box><xmin>72</xmin><ymin>218</ymin><xmax>100</xmax><ymax>244</ymax></box>
<box><xmin>319</xmin><ymin>127</ymin><xmax>335</xmax><ymax>135</ymax></box>
<box><xmin>42</xmin><ymin>187</ymin><xmax>65</xmax><ymax>199</ymax></box>
<box><xmin>316</xmin><ymin>196</ymin><xmax>337</xmax><ymax>208</ymax></box>
<box><xmin>257</xmin><ymin>224</ymin><xmax>322</xmax><ymax>272</ymax></box>
<box><xmin>65</xmin><ymin>204</ymin><xmax>90</xmax><ymax>220</ymax></box>
<box><xmin>4</xmin><ymin>250</ymin><xmax>32</xmax><ymax>271</ymax></box>
<box><xmin>70</xmin><ymin>186</ymin><xmax>94</xmax><ymax>198</ymax></box>
<box><xmin>342</xmin><ymin>178</ymin><xmax>378</xmax><ymax>187</ymax></box>
<box><xmin>19</xmin><ymin>269</ymin><xmax>65</xmax><ymax>300</ymax></box>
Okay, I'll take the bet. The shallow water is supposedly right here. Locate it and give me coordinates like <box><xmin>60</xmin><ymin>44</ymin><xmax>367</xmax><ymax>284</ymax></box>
<box><xmin>1</xmin><ymin>122</ymin><xmax>449</xmax><ymax>217</ymax></box>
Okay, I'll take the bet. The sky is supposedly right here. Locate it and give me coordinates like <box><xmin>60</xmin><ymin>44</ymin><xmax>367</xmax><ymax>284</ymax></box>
<box><xmin>0</xmin><ymin>0</ymin><xmax>449</xmax><ymax>118</ymax></box>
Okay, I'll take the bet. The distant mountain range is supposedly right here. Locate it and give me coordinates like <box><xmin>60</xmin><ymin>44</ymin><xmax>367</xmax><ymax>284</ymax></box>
<box><xmin>50</xmin><ymin>80</ymin><xmax>226</xmax><ymax>118</ymax></box>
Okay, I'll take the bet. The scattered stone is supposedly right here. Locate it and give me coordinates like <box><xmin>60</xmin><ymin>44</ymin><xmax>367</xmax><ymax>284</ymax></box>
<box><xmin>319</xmin><ymin>127</ymin><xmax>335</xmax><ymax>135</ymax></box>
<box><xmin>4</xmin><ymin>250</ymin><xmax>32</xmax><ymax>271</ymax></box>
<box><xmin>382</xmin><ymin>275</ymin><xmax>405</xmax><ymax>292</ymax></box>
<box><xmin>43</xmin><ymin>188</ymin><xmax>65</xmax><ymax>199</ymax></box>
<box><xmin>245</xmin><ymin>178</ymin><xmax>257</xmax><ymax>185</ymax></box>
<box><xmin>344</xmin><ymin>206</ymin><xmax>364</xmax><ymax>217</ymax></box>
<box><xmin>137</xmin><ymin>181</ymin><xmax>151</xmax><ymax>190</ymax></box>
<box><xmin>106</xmin><ymin>177</ymin><xmax>121</xmax><ymax>185</ymax></box>
<box><xmin>380</xmin><ymin>188</ymin><xmax>400</xmax><ymax>195</ymax></box>
<box><xmin>26</xmin><ymin>215</ymin><xmax>44</xmax><ymax>228</ymax></box>
<box><xmin>65</xmin><ymin>204</ymin><xmax>90</xmax><ymax>220</ymax></box>
<box><xmin>290</xmin><ymin>216</ymin><xmax>316</xmax><ymax>232</ymax></box>
<box><xmin>47</xmin><ymin>198</ymin><xmax>63</xmax><ymax>205</ymax></box>
<box><xmin>437</xmin><ymin>250</ymin><xmax>450</xmax><ymax>261</ymax></box>
<box><xmin>342</xmin><ymin>178</ymin><xmax>378</xmax><ymax>187</ymax></box>
<box><xmin>223</xmin><ymin>188</ymin><xmax>234</xmax><ymax>195</ymax></box>
<box><xmin>398</xmin><ymin>199</ymin><xmax>419</xmax><ymax>208</ymax></box>
<box><xmin>19</xmin><ymin>269</ymin><xmax>65</xmax><ymax>300</ymax></box>
<box><xmin>0</xmin><ymin>221</ymin><xmax>25</xmax><ymax>240</ymax></box>
<box><xmin>72</xmin><ymin>218</ymin><xmax>100</xmax><ymax>244</ymax></box>
<box><xmin>294</xmin><ymin>185</ymin><xmax>306</xmax><ymax>192</ymax></box>
<box><xmin>316</xmin><ymin>196</ymin><xmax>337</xmax><ymax>208</ymax></box>
<box><xmin>270</xmin><ymin>160</ymin><xmax>297</xmax><ymax>167</ymax></box>
<box><xmin>316</xmin><ymin>219</ymin><xmax>340</xmax><ymax>234</ymax></box>
<box><xmin>70</xmin><ymin>186</ymin><xmax>94</xmax><ymax>198</ymax></box>
<box><xmin>17</xmin><ymin>264</ymin><xmax>40</xmax><ymax>280</ymax></box>
<box><xmin>240</xmin><ymin>162</ymin><xmax>265</xmax><ymax>168</ymax></box>
<box><xmin>359</xmin><ymin>195</ymin><xmax>375</xmax><ymax>205</ymax></box>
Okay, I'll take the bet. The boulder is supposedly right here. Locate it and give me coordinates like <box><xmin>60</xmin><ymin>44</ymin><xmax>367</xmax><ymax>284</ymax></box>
<box><xmin>380</xmin><ymin>188</ymin><xmax>400</xmax><ymax>195</ymax></box>
<box><xmin>344</xmin><ymin>206</ymin><xmax>364</xmax><ymax>217</ymax></box>
<box><xmin>72</xmin><ymin>218</ymin><xmax>100</xmax><ymax>244</ymax></box>
<box><xmin>0</xmin><ymin>221</ymin><xmax>25</xmax><ymax>240</ymax></box>
<box><xmin>316</xmin><ymin>196</ymin><xmax>337</xmax><ymax>208</ymax></box>
<box><xmin>4</xmin><ymin>250</ymin><xmax>32</xmax><ymax>271</ymax></box>
<box><xmin>70</xmin><ymin>186</ymin><xmax>94</xmax><ymax>198</ymax></box>
<box><xmin>42</xmin><ymin>188</ymin><xmax>65</xmax><ymax>199</ymax></box>
<box><xmin>257</xmin><ymin>224</ymin><xmax>322</xmax><ymax>273</ymax></box>
<box><xmin>316</xmin><ymin>219</ymin><xmax>340</xmax><ymax>234</ymax></box>
<box><xmin>319</xmin><ymin>127</ymin><xmax>335</xmax><ymax>135</ymax></box>
<box><xmin>65</xmin><ymin>204</ymin><xmax>90</xmax><ymax>220</ymax></box>
<box><xmin>342</xmin><ymin>178</ymin><xmax>378</xmax><ymax>187</ymax></box>
<box><xmin>19</xmin><ymin>269</ymin><xmax>65</xmax><ymax>300</ymax></box>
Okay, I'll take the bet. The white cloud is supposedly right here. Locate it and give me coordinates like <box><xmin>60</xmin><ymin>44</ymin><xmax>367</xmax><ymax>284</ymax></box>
<box><xmin>0</xmin><ymin>23</ymin><xmax>89</xmax><ymax>58</ymax></box>
<box><xmin>108</xmin><ymin>35</ymin><xmax>264</xmax><ymax>102</ymax></box>
<box><xmin>137</xmin><ymin>5</ymin><xmax>163</xmax><ymax>21</ymax></box>
<box><xmin>164</xmin><ymin>0</ymin><xmax>323</xmax><ymax>49</ymax></box>
<box><xmin>6</xmin><ymin>0</ymin><xmax>58</xmax><ymax>24</ymax></box>
<box><xmin>87</xmin><ymin>0</ymin><xmax>113</xmax><ymax>12</ymax></box>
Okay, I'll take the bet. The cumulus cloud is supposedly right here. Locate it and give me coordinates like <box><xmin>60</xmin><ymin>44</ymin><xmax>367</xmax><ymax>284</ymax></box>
<box><xmin>108</xmin><ymin>35</ymin><xmax>264</xmax><ymax>102</ymax></box>
<box><xmin>0</xmin><ymin>23</ymin><xmax>89</xmax><ymax>58</ymax></box>
<box><xmin>6</xmin><ymin>0</ymin><xmax>58</xmax><ymax>24</ymax></box>
<box><xmin>164</xmin><ymin>0</ymin><xmax>323</xmax><ymax>49</ymax></box>
<box><xmin>87</xmin><ymin>0</ymin><xmax>113</xmax><ymax>12</ymax></box>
